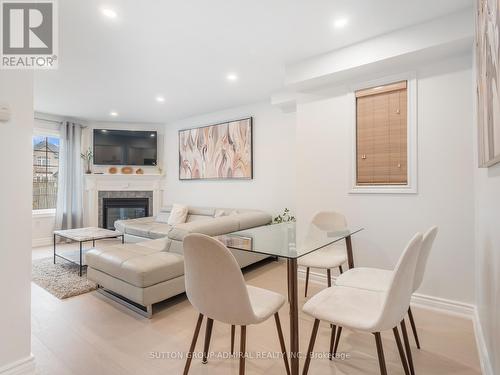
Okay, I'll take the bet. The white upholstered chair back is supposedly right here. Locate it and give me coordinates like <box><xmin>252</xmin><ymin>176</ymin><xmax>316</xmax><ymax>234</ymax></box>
<box><xmin>311</xmin><ymin>211</ymin><xmax>347</xmax><ymax>231</ymax></box>
<box><xmin>374</xmin><ymin>233</ymin><xmax>423</xmax><ymax>332</ymax></box>
<box><xmin>413</xmin><ymin>226</ymin><xmax>438</xmax><ymax>292</ymax></box>
<box><xmin>183</xmin><ymin>233</ymin><xmax>256</xmax><ymax>325</ymax></box>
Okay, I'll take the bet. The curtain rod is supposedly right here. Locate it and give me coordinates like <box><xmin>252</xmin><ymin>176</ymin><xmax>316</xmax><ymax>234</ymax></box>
<box><xmin>35</xmin><ymin>117</ymin><xmax>88</xmax><ymax>128</ymax></box>
<box><xmin>35</xmin><ymin>117</ymin><xmax>63</xmax><ymax>124</ymax></box>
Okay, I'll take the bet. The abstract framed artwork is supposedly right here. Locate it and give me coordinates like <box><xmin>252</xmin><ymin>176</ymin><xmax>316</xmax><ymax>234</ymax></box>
<box><xmin>476</xmin><ymin>0</ymin><xmax>500</xmax><ymax>167</ymax></box>
<box><xmin>179</xmin><ymin>117</ymin><xmax>253</xmax><ymax>180</ymax></box>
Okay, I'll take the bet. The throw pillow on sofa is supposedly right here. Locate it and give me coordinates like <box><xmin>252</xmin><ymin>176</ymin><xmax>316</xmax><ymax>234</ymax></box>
<box><xmin>168</xmin><ymin>204</ymin><xmax>189</xmax><ymax>225</ymax></box>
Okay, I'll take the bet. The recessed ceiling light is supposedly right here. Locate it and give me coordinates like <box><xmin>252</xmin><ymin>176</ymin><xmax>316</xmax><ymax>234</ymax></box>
<box><xmin>226</xmin><ymin>73</ymin><xmax>238</xmax><ymax>82</ymax></box>
<box><xmin>109</xmin><ymin>111</ymin><xmax>118</xmax><ymax>117</ymax></box>
<box><xmin>156</xmin><ymin>96</ymin><xmax>165</xmax><ymax>103</ymax></box>
<box><xmin>333</xmin><ymin>17</ymin><xmax>349</xmax><ymax>29</ymax></box>
<box><xmin>101</xmin><ymin>8</ymin><xmax>117</xmax><ymax>19</ymax></box>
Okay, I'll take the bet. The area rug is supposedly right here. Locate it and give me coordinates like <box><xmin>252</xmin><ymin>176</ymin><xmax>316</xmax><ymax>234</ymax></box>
<box><xmin>32</xmin><ymin>257</ymin><xmax>98</xmax><ymax>299</ymax></box>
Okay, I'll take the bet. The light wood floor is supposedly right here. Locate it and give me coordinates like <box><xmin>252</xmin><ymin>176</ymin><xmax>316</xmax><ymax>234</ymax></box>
<box><xmin>32</xmin><ymin>243</ymin><xmax>481</xmax><ymax>375</ymax></box>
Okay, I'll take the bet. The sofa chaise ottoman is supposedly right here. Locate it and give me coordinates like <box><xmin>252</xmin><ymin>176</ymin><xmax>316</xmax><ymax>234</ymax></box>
<box><xmin>86</xmin><ymin>206</ymin><xmax>272</xmax><ymax>317</ymax></box>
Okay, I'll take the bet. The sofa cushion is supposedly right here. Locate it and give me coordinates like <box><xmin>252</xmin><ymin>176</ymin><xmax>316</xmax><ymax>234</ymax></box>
<box><xmin>116</xmin><ymin>207</ymin><xmax>271</xmax><ymax>242</ymax></box>
<box><xmin>86</xmin><ymin>243</ymin><xmax>184</xmax><ymax>288</ymax></box>
<box><xmin>168</xmin><ymin>204</ymin><xmax>189</xmax><ymax>225</ymax></box>
<box><xmin>114</xmin><ymin>216</ymin><xmax>155</xmax><ymax>235</ymax></box>
<box><xmin>168</xmin><ymin>216</ymin><xmax>241</xmax><ymax>241</ymax></box>
<box><xmin>237</xmin><ymin>212</ymin><xmax>272</xmax><ymax>230</ymax></box>
<box><xmin>146</xmin><ymin>222</ymin><xmax>172</xmax><ymax>239</ymax></box>
<box><xmin>187</xmin><ymin>206</ymin><xmax>216</xmax><ymax>216</ymax></box>
<box><xmin>136</xmin><ymin>237</ymin><xmax>171</xmax><ymax>252</ymax></box>
<box><xmin>116</xmin><ymin>219</ymin><xmax>171</xmax><ymax>239</ymax></box>
<box><xmin>186</xmin><ymin>214</ymin><xmax>213</xmax><ymax>222</ymax></box>
<box><xmin>123</xmin><ymin>222</ymin><xmax>156</xmax><ymax>237</ymax></box>
<box><xmin>114</xmin><ymin>217</ymin><xmax>154</xmax><ymax>233</ymax></box>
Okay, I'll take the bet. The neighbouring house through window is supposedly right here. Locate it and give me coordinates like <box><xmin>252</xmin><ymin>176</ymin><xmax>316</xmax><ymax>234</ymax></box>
<box><xmin>33</xmin><ymin>135</ymin><xmax>60</xmax><ymax>211</ymax></box>
<box><xmin>355</xmin><ymin>80</ymin><xmax>408</xmax><ymax>186</ymax></box>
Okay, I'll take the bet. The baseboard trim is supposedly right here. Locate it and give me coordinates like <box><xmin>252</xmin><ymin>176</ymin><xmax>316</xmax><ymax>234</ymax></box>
<box><xmin>472</xmin><ymin>308</ymin><xmax>494</xmax><ymax>375</ymax></box>
<box><xmin>298</xmin><ymin>267</ymin><xmax>475</xmax><ymax>317</ymax></box>
<box><xmin>0</xmin><ymin>355</ymin><xmax>35</xmax><ymax>375</ymax></box>
<box><xmin>32</xmin><ymin>237</ymin><xmax>53</xmax><ymax>248</ymax></box>
<box><xmin>410</xmin><ymin>293</ymin><xmax>474</xmax><ymax>318</ymax></box>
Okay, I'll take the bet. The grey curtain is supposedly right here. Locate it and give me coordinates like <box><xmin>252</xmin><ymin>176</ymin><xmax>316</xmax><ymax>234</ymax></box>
<box><xmin>55</xmin><ymin>122</ymin><xmax>83</xmax><ymax>230</ymax></box>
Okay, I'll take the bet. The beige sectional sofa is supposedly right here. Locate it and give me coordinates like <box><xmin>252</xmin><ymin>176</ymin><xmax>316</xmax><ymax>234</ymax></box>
<box><xmin>86</xmin><ymin>206</ymin><xmax>271</xmax><ymax>317</ymax></box>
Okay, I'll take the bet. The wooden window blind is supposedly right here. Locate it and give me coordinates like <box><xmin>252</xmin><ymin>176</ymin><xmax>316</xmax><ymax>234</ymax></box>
<box><xmin>356</xmin><ymin>81</ymin><xmax>408</xmax><ymax>185</ymax></box>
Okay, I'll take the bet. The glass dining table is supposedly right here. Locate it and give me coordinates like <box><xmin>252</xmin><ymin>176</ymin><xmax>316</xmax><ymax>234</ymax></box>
<box><xmin>217</xmin><ymin>222</ymin><xmax>364</xmax><ymax>375</ymax></box>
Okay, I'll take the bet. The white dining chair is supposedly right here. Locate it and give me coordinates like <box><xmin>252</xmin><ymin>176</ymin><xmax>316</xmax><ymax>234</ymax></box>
<box><xmin>301</xmin><ymin>232</ymin><xmax>423</xmax><ymax>375</ymax></box>
<box><xmin>298</xmin><ymin>211</ymin><xmax>348</xmax><ymax>297</ymax></box>
<box><xmin>334</xmin><ymin>226</ymin><xmax>438</xmax><ymax>364</ymax></box>
<box><xmin>182</xmin><ymin>233</ymin><xmax>290</xmax><ymax>375</ymax></box>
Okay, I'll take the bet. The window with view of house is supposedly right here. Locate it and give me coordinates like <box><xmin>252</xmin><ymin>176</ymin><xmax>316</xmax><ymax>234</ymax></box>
<box><xmin>33</xmin><ymin>135</ymin><xmax>60</xmax><ymax>211</ymax></box>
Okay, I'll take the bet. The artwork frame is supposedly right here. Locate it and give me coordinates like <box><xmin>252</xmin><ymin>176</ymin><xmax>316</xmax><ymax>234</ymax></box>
<box><xmin>476</xmin><ymin>0</ymin><xmax>500</xmax><ymax>168</ymax></box>
<box><xmin>178</xmin><ymin>117</ymin><xmax>253</xmax><ymax>180</ymax></box>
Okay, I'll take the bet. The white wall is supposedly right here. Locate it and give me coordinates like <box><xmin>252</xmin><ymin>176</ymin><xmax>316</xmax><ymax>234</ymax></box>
<box><xmin>474</xmin><ymin>164</ymin><xmax>500</xmax><ymax>374</ymax></box>
<box><xmin>473</xmin><ymin>36</ymin><xmax>500</xmax><ymax>373</ymax></box>
<box><xmin>296</xmin><ymin>55</ymin><xmax>476</xmax><ymax>304</ymax></box>
<box><xmin>0</xmin><ymin>71</ymin><xmax>35</xmax><ymax>372</ymax></box>
<box><xmin>164</xmin><ymin>102</ymin><xmax>296</xmax><ymax>216</ymax></box>
<box><xmin>32</xmin><ymin>213</ymin><xmax>56</xmax><ymax>247</ymax></box>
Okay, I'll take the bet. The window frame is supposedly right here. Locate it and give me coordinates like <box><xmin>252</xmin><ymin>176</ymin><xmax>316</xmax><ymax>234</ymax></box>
<box><xmin>349</xmin><ymin>72</ymin><xmax>418</xmax><ymax>194</ymax></box>
<box><xmin>32</xmin><ymin>128</ymin><xmax>60</xmax><ymax>215</ymax></box>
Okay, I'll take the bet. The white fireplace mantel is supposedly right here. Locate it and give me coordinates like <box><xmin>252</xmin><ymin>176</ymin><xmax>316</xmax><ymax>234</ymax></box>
<box><xmin>83</xmin><ymin>174</ymin><xmax>166</xmax><ymax>227</ymax></box>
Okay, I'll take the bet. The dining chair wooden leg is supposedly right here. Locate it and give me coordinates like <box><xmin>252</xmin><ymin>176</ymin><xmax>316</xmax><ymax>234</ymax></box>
<box><xmin>374</xmin><ymin>332</ymin><xmax>388</xmax><ymax>375</ymax></box>
<box><xmin>274</xmin><ymin>313</ymin><xmax>291</xmax><ymax>375</ymax></box>
<box><xmin>305</xmin><ymin>267</ymin><xmax>310</xmax><ymax>297</ymax></box>
<box><xmin>338</xmin><ymin>265</ymin><xmax>343</xmax><ymax>274</ymax></box>
<box><xmin>393</xmin><ymin>326</ymin><xmax>410</xmax><ymax>375</ymax></box>
<box><xmin>239</xmin><ymin>326</ymin><xmax>247</xmax><ymax>375</ymax></box>
<box><xmin>327</xmin><ymin>269</ymin><xmax>332</xmax><ymax>287</ymax></box>
<box><xmin>329</xmin><ymin>325</ymin><xmax>337</xmax><ymax>360</ymax></box>
<box><xmin>202</xmin><ymin>318</ymin><xmax>214</xmax><ymax>364</ymax></box>
<box><xmin>333</xmin><ymin>326</ymin><xmax>342</xmax><ymax>356</ymax></box>
<box><xmin>401</xmin><ymin>319</ymin><xmax>415</xmax><ymax>375</ymax></box>
<box><xmin>302</xmin><ymin>319</ymin><xmax>320</xmax><ymax>375</ymax></box>
<box><xmin>183</xmin><ymin>313</ymin><xmax>204</xmax><ymax>375</ymax></box>
<box><xmin>231</xmin><ymin>325</ymin><xmax>236</xmax><ymax>355</ymax></box>
<box><xmin>407</xmin><ymin>307</ymin><xmax>421</xmax><ymax>349</ymax></box>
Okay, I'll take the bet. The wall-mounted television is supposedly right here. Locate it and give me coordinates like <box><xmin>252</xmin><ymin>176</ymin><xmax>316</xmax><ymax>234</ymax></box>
<box><xmin>93</xmin><ymin>129</ymin><xmax>158</xmax><ymax>166</ymax></box>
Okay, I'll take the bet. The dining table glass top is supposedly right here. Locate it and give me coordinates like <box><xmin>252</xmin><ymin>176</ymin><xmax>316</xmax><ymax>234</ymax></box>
<box><xmin>216</xmin><ymin>222</ymin><xmax>363</xmax><ymax>259</ymax></box>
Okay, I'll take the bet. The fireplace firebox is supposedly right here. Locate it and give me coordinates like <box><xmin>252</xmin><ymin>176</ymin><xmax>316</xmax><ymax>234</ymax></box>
<box><xmin>102</xmin><ymin>197</ymin><xmax>149</xmax><ymax>230</ymax></box>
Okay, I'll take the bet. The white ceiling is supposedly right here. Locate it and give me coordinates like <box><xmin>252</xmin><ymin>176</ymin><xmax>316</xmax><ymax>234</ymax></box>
<box><xmin>34</xmin><ymin>0</ymin><xmax>472</xmax><ymax>123</ymax></box>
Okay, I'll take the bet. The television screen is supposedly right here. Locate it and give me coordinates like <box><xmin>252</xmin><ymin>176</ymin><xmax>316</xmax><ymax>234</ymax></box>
<box><xmin>93</xmin><ymin>129</ymin><xmax>157</xmax><ymax>166</ymax></box>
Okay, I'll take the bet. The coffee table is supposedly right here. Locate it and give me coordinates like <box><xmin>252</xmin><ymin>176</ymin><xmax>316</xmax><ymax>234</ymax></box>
<box><xmin>53</xmin><ymin>227</ymin><xmax>124</xmax><ymax>276</ymax></box>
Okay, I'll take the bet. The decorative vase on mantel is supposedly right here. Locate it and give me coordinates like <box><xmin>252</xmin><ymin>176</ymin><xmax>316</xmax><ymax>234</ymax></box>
<box><xmin>81</xmin><ymin>148</ymin><xmax>94</xmax><ymax>174</ymax></box>
<box><xmin>85</xmin><ymin>162</ymin><xmax>92</xmax><ymax>174</ymax></box>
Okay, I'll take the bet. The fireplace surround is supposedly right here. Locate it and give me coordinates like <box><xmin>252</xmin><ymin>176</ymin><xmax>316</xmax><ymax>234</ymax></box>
<box><xmin>83</xmin><ymin>174</ymin><xmax>165</xmax><ymax>228</ymax></box>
